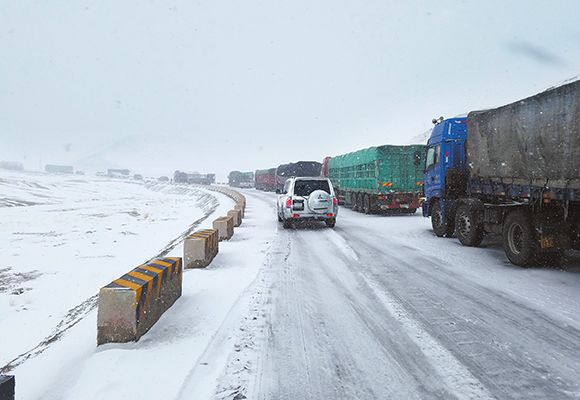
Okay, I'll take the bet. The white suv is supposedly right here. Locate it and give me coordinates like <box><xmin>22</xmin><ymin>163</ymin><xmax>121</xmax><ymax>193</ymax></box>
<box><xmin>276</xmin><ymin>177</ymin><xmax>338</xmax><ymax>228</ymax></box>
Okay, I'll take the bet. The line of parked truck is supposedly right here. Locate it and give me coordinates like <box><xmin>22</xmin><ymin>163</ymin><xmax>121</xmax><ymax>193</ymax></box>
<box><xmin>239</xmin><ymin>146</ymin><xmax>426</xmax><ymax>214</ymax></box>
<box><xmin>228</xmin><ymin>79</ymin><xmax>580</xmax><ymax>266</ymax></box>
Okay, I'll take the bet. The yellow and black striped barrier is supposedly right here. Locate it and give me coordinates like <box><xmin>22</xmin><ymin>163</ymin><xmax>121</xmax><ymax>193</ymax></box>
<box><xmin>97</xmin><ymin>257</ymin><xmax>182</xmax><ymax>345</ymax></box>
<box><xmin>184</xmin><ymin>229</ymin><xmax>219</xmax><ymax>268</ymax></box>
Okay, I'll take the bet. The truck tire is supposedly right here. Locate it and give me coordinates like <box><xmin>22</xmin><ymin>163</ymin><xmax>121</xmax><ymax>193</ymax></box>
<box><xmin>502</xmin><ymin>210</ymin><xmax>537</xmax><ymax>267</ymax></box>
<box><xmin>282</xmin><ymin>219</ymin><xmax>293</xmax><ymax>229</ymax></box>
<box><xmin>362</xmin><ymin>194</ymin><xmax>372</xmax><ymax>214</ymax></box>
<box><xmin>325</xmin><ymin>218</ymin><xmax>336</xmax><ymax>228</ymax></box>
<box><xmin>455</xmin><ymin>204</ymin><xmax>484</xmax><ymax>247</ymax></box>
<box><xmin>354</xmin><ymin>193</ymin><xmax>363</xmax><ymax>212</ymax></box>
<box><xmin>351</xmin><ymin>193</ymin><xmax>359</xmax><ymax>212</ymax></box>
<box><xmin>431</xmin><ymin>201</ymin><xmax>454</xmax><ymax>237</ymax></box>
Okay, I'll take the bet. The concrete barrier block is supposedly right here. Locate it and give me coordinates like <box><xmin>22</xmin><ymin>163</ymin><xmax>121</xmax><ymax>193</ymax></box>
<box><xmin>0</xmin><ymin>375</ymin><xmax>15</xmax><ymax>400</ymax></box>
<box><xmin>235</xmin><ymin>203</ymin><xmax>245</xmax><ymax>219</ymax></box>
<box><xmin>227</xmin><ymin>209</ymin><xmax>242</xmax><ymax>227</ymax></box>
<box><xmin>213</xmin><ymin>216</ymin><xmax>234</xmax><ymax>241</ymax></box>
<box><xmin>97</xmin><ymin>257</ymin><xmax>182</xmax><ymax>345</ymax></box>
<box><xmin>184</xmin><ymin>229</ymin><xmax>218</xmax><ymax>268</ymax></box>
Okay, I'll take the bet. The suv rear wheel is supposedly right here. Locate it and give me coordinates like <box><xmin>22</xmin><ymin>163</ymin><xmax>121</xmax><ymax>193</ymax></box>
<box><xmin>325</xmin><ymin>218</ymin><xmax>336</xmax><ymax>228</ymax></box>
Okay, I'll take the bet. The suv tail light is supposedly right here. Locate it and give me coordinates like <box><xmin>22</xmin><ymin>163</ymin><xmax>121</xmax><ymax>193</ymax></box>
<box><xmin>332</xmin><ymin>197</ymin><xmax>338</xmax><ymax>206</ymax></box>
<box><xmin>285</xmin><ymin>198</ymin><xmax>292</xmax><ymax>208</ymax></box>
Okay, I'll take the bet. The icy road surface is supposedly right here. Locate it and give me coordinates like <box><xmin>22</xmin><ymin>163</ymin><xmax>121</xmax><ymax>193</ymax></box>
<box><xmin>2</xmin><ymin>175</ymin><xmax>580</xmax><ymax>400</ymax></box>
<box><xmin>191</xmin><ymin>190</ymin><xmax>580</xmax><ymax>400</ymax></box>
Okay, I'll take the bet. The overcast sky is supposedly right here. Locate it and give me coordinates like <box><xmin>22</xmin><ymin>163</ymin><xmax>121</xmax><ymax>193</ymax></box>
<box><xmin>1</xmin><ymin>0</ymin><xmax>579</xmax><ymax>178</ymax></box>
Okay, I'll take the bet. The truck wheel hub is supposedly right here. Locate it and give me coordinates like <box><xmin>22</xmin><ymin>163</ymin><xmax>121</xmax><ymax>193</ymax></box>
<box><xmin>458</xmin><ymin>215</ymin><xmax>471</xmax><ymax>235</ymax></box>
<box><xmin>508</xmin><ymin>223</ymin><xmax>524</xmax><ymax>255</ymax></box>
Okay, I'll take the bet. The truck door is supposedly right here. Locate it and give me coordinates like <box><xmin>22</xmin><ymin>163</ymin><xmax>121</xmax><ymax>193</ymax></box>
<box><xmin>424</xmin><ymin>143</ymin><xmax>443</xmax><ymax>199</ymax></box>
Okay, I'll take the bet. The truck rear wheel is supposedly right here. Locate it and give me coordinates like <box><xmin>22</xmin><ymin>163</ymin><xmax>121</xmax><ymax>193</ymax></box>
<box><xmin>502</xmin><ymin>210</ymin><xmax>537</xmax><ymax>267</ymax></box>
<box><xmin>455</xmin><ymin>204</ymin><xmax>484</xmax><ymax>247</ymax></box>
<box><xmin>355</xmin><ymin>193</ymin><xmax>363</xmax><ymax>212</ymax></box>
<box><xmin>431</xmin><ymin>201</ymin><xmax>454</xmax><ymax>237</ymax></box>
<box><xmin>362</xmin><ymin>194</ymin><xmax>372</xmax><ymax>214</ymax></box>
<box><xmin>351</xmin><ymin>193</ymin><xmax>359</xmax><ymax>212</ymax></box>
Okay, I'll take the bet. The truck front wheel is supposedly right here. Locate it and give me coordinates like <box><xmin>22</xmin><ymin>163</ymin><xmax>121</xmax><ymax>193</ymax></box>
<box><xmin>431</xmin><ymin>201</ymin><xmax>454</xmax><ymax>237</ymax></box>
<box><xmin>502</xmin><ymin>210</ymin><xmax>537</xmax><ymax>267</ymax></box>
<box><xmin>455</xmin><ymin>205</ymin><xmax>484</xmax><ymax>247</ymax></box>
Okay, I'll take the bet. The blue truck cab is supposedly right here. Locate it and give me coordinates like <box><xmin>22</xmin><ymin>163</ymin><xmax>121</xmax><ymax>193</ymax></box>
<box><xmin>422</xmin><ymin>118</ymin><xmax>467</xmax><ymax>222</ymax></box>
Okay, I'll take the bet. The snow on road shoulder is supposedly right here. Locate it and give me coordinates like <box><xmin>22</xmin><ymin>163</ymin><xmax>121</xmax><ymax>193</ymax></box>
<box><xmin>34</xmin><ymin>188</ymin><xmax>278</xmax><ymax>400</ymax></box>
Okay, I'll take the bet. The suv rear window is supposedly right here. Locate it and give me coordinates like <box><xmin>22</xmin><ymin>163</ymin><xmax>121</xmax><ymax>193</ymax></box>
<box><xmin>293</xmin><ymin>180</ymin><xmax>330</xmax><ymax>196</ymax></box>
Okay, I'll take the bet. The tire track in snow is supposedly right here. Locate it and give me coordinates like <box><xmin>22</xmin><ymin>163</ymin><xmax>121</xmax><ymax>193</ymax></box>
<box><xmin>242</xmin><ymin>192</ymin><xmax>492</xmax><ymax>399</ymax></box>
<box><xmin>320</xmin><ymin>230</ymin><xmax>495</xmax><ymax>400</ymax></box>
<box><xmin>0</xmin><ymin>188</ymin><xmax>219</xmax><ymax>374</ymax></box>
<box><xmin>339</xmin><ymin>226</ymin><xmax>580</xmax><ymax>399</ymax></box>
<box><xmin>264</xmin><ymin>230</ymin><xmax>481</xmax><ymax>399</ymax></box>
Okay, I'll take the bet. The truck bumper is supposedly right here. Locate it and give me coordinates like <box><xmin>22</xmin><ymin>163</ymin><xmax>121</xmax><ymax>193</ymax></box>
<box><xmin>377</xmin><ymin>193</ymin><xmax>422</xmax><ymax>210</ymax></box>
<box><xmin>283</xmin><ymin>208</ymin><xmax>338</xmax><ymax>221</ymax></box>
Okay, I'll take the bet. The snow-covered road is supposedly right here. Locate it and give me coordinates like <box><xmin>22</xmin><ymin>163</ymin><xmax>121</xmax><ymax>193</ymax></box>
<box><xmin>216</xmin><ymin>190</ymin><xmax>580</xmax><ymax>400</ymax></box>
<box><xmin>3</xmin><ymin>175</ymin><xmax>580</xmax><ymax>399</ymax></box>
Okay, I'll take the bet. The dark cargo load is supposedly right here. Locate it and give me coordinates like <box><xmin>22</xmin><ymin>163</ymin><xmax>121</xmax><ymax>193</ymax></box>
<box><xmin>275</xmin><ymin>161</ymin><xmax>322</xmax><ymax>191</ymax></box>
<box><xmin>466</xmin><ymin>80</ymin><xmax>580</xmax><ymax>189</ymax></box>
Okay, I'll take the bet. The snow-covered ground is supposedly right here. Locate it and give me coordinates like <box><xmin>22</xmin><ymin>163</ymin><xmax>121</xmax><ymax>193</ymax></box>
<box><xmin>0</xmin><ymin>171</ymin><xmax>233</xmax><ymax>395</ymax></box>
<box><xmin>2</xmin><ymin>174</ymin><xmax>580</xmax><ymax>399</ymax></box>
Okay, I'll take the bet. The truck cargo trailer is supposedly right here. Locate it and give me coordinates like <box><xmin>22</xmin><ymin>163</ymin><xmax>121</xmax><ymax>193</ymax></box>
<box><xmin>255</xmin><ymin>168</ymin><xmax>277</xmax><ymax>191</ymax></box>
<box><xmin>228</xmin><ymin>170</ymin><xmax>254</xmax><ymax>188</ymax></box>
<box><xmin>328</xmin><ymin>145</ymin><xmax>426</xmax><ymax>213</ymax></box>
<box><xmin>423</xmin><ymin>80</ymin><xmax>580</xmax><ymax>266</ymax></box>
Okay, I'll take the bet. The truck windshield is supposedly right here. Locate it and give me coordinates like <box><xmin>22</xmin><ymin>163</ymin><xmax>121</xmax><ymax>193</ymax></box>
<box><xmin>294</xmin><ymin>180</ymin><xmax>330</xmax><ymax>196</ymax></box>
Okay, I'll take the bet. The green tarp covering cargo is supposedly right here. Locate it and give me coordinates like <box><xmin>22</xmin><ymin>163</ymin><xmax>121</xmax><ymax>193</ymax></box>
<box><xmin>328</xmin><ymin>145</ymin><xmax>426</xmax><ymax>213</ymax></box>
